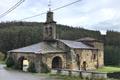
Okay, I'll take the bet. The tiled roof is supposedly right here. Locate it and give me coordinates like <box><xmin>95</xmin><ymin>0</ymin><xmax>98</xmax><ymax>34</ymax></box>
<box><xmin>8</xmin><ymin>42</ymin><xmax>65</xmax><ymax>54</ymax></box>
<box><xmin>58</xmin><ymin>39</ymin><xmax>96</xmax><ymax>49</ymax></box>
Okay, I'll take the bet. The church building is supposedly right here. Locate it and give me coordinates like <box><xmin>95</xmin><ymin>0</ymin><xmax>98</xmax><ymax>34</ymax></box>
<box><xmin>8</xmin><ymin>11</ymin><xmax>104</xmax><ymax>72</ymax></box>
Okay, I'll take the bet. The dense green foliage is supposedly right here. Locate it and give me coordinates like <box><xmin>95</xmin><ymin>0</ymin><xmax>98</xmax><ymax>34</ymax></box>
<box><xmin>0</xmin><ymin>22</ymin><xmax>43</xmax><ymax>58</ymax></box>
<box><xmin>28</xmin><ymin>62</ymin><xmax>36</xmax><ymax>73</ymax></box>
<box><xmin>104</xmin><ymin>31</ymin><xmax>120</xmax><ymax>66</ymax></box>
<box><xmin>5</xmin><ymin>56</ymin><xmax>14</xmax><ymax>67</ymax></box>
<box><xmin>0</xmin><ymin>21</ymin><xmax>101</xmax><ymax>57</ymax></box>
<box><xmin>0</xmin><ymin>21</ymin><xmax>120</xmax><ymax>66</ymax></box>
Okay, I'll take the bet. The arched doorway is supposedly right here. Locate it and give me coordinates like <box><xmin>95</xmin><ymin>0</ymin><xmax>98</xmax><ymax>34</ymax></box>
<box><xmin>82</xmin><ymin>61</ymin><xmax>87</xmax><ymax>71</ymax></box>
<box><xmin>52</xmin><ymin>56</ymin><xmax>62</xmax><ymax>69</ymax></box>
<box><xmin>17</xmin><ymin>56</ymin><xmax>26</xmax><ymax>70</ymax></box>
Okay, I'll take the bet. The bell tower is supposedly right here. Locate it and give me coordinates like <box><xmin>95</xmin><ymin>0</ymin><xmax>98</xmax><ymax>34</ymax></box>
<box><xmin>43</xmin><ymin>11</ymin><xmax>56</xmax><ymax>41</ymax></box>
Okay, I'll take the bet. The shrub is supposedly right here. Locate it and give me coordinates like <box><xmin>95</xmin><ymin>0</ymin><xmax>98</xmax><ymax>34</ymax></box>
<box><xmin>28</xmin><ymin>62</ymin><xmax>36</xmax><ymax>73</ymax></box>
<box><xmin>40</xmin><ymin>61</ymin><xmax>50</xmax><ymax>73</ymax></box>
<box><xmin>5</xmin><ymin>56</ymin><xmax>14</xmax><ymax>67</ymax></box>
<box><xmin>0</xmin><ymin>52</ymin><xmax>5</xmax><ymax>61</ymax></box>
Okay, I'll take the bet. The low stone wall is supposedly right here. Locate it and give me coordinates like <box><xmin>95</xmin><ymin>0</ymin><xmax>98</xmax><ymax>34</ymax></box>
<box><xmin>51</xmin><ymin>69</ymin><xmax>107</xmax><ymax>79</ymax></box>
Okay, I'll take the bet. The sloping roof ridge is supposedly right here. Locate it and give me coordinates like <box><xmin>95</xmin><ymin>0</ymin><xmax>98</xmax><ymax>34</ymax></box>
<box><xmin>57</xmin><ymin>39</ymin><xmax>77</xmax><ymax>42</ymax></box>
<box><xmin>76</xmin><ymin>37</ymin><xmax>97</xmax><ymax>41</ymax></box>
<box><xmin>57</xmin><ymin>39</ymin><xmax>85</xmax><ymax>43</ymax></box>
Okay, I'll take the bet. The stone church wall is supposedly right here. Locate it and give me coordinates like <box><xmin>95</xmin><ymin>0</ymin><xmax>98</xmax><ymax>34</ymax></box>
<box><xmin>9</xmin><ymin>52</ymin><xmax>42</xmax><ymax>72</ymax></box>
<box><xmin>92</xmin><ymin>41</ymin><xmax>104</xmax><ymax>68</ymax></box>
<box><xmin>10</xmin><ymin>52</ymin><xmax>67</xmax><ymax>72</ymax></box>
<box><xmin>73</xmin><ymin>49</ymin><xmax>100</xmax><ymax>70</ymax></box>
<box><xmin>42</xmin><ymin>53</ymin><xmax>66</xmax><ymax>69</ymax></box>
<box><xmin>97</xmin><ymin>50</ymin><xmax>104</xmax><ymax>67</ymax></box>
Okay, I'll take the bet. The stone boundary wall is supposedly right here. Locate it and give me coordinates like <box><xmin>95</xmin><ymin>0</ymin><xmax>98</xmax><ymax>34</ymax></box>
<box><xmin>51</xmin><ymin>69</ymin><xmax>107</xmax><ymax>79</ymax></box>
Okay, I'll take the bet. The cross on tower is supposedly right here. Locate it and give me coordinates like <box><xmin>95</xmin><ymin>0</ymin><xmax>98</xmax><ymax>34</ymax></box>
<box><xmin>48</xmin><ymin>0</ymin><xmax>51</xmax><ymax>11</ymax></box>
<box><xmin>43</xmin><ymin>0</ymin><xmax>56</xmax><ymax>41</ymax></box>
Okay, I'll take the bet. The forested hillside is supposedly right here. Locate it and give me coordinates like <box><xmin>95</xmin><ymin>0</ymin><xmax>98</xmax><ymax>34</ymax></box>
<box><xmin>0</xmin><ymin>21</ymin><xmax>119</xmax><ymax>66</ymax></box>
<box><xmin>104</xmin><ymin>31</ymin><xmax>120</xmax><ymax>66</ymax></box>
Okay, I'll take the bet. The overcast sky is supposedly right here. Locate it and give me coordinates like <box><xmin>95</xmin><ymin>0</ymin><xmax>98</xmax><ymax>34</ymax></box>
<box><xmin>0</xmin><ymin>0</ymin><xmax>120</xmax><ymax>34</ymax></box>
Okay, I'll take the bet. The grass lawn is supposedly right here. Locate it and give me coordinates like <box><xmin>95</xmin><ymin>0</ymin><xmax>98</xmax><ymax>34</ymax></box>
<box><xmin>49</xmin><ymin>74</ymin><xmax>119</xmax><ymax>80</ymax></box>
<box><xmin>0</xmin><ymin>60</ymin><xmax>5</xmax><ymax>64</ymax></box>
<box><xmin>49</xmin><ymin>74</ymin><xmax>120</xmax><ymax>80</ymax></box>
<box><xmin>96</xmin><ymin>66</ymin><xmax>120</xmax><ymax>73</ymax></box>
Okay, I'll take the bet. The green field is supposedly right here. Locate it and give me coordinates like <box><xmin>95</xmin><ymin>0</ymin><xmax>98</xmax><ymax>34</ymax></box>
<box><xmin>97</xmin><ymin>66</ymin><xmax>120</xmax><ymax>73</ymax></box>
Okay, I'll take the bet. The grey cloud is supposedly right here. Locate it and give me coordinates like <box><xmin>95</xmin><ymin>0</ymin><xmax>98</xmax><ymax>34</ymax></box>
<box><xmin>0</xmin><ymin>0</ymin><xmax>120</xmax><ymax>32</ymax></box>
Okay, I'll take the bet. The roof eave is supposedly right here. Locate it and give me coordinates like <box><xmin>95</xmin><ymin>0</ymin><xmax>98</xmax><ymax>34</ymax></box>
<box><xmin>41</xmin><ymin>51</ymin><xmax>66</xmax><ymax>54</ymax></box>
<box><xmin>8</xmin><ymin>51</ymin><xmax>39</xmax><ymax>54</ymax></box>
<box><xmin>73</xmin><ymin>48</ymin><xmax>98</xmax><ymax>50</ymax></box>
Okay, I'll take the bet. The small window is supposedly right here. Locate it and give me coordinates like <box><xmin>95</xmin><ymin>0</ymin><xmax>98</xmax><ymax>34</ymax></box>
<box><xmin>93</xmin><ymin>54</ymin><xmax>96</xmax><ymax>60</ymax></box>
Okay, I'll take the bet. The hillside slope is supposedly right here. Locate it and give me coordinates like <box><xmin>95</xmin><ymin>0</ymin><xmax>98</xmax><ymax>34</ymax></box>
<box><xmin>0</xmin><ymin>21</ymin><xmax>119</xmax><ymax>66</ymax></box>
